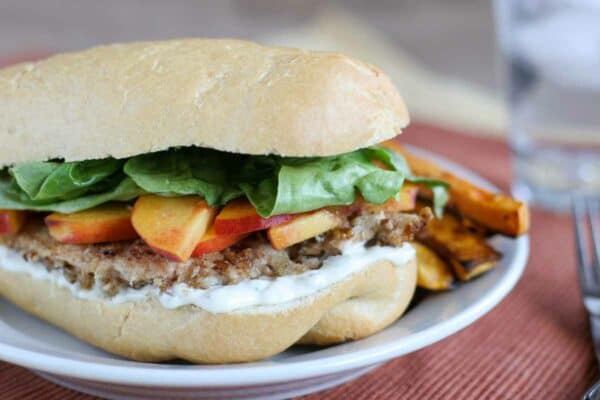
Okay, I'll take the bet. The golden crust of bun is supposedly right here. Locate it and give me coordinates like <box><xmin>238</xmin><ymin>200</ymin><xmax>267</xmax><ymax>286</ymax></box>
<box><xmin>0</xmin><ymin>256</ymin><xmax>416</xmax><ymax>363</ymax></box>
<box><xmin>0</xmin><ymin>39</ymin><xmax>408</xmax><ymax>167</ymax></box>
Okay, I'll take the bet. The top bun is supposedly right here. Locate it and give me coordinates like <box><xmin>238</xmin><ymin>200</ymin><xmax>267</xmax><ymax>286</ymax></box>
<box><xmin>0</xmin><ymin>39</ymin><xmax>408</xmax><ymax>167</ymax></box>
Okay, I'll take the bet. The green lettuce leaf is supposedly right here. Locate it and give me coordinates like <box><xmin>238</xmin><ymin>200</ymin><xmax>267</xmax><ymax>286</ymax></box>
<box><xmin>123</xmin><ymin>148</ymin><xmax>242</xmax><ymax>206</ymax></box>
<box><xmin>363</xmin><ymin>146</ymin><xmax>411</xmax><ymax>174</ymax></box>
<box><xmin>0</xmin><ymin>146</ymin><xmax>449</xmax><ymax>217</ymax></box>
<box><xmin>0</xmin><ymin>177</ymin><xmax>145</xmax><ymax>213</ymax></box>
<box><xmin>241</xmin><ymin>150</ymin><xmax>405</xmax><ymax>216</ymax></box>
<box><xmin>9</xmin><ymin>159</ymin><xmax>124</xmax><ymax>201</ymax></box>
<box><xmin>406</xmin><ymin>176</ymin><xmax>450</xmax><ymax>218</ymax></box>
<box><xmin>356</xmin><ymin>146</ymin><xmax>449</xmax><ymax>217</ymax></box>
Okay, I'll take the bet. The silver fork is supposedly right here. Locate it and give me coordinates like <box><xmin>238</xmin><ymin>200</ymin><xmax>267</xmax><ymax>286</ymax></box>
<box><xmin>573</xmin><ymin>197</ymin><xmax>600</xmax><ymax>400</ymax></box>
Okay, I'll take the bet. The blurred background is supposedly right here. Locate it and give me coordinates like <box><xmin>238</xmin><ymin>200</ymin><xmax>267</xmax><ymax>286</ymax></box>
<box><xmin>1</xmin><ymin>0</ymin><xmax>599</xmax><ymax>208</ymax></box>
<box><xmin>0</xmin><ymin>0</ymin><xmax>504</xmax><ymax>134</ymax></box>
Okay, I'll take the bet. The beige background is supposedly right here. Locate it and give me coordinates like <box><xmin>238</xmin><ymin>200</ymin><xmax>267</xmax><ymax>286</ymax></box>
<box><xmin>0</xmin><ymin>1</ymin><xmax>498</xmax><ymax>87</ymax></box>
<box><xmin>0</xmin><ymin>0</ymin><xmax>505</xmax><ymax>134</ymax></box>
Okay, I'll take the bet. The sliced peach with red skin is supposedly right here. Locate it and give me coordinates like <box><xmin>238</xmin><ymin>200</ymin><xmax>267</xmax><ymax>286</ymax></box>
<box><xmin>214</xmin><ymin>199</ymin><xmax>294</xmax><ymax>235</ymax></box>
<box><xmin>45</xmin><ymin>204</ymin><xmax>137</xmax><ymax>244</ymax></box>
<box><xmin>192</xmin><ymin>226</ymin><xmax>247</xmax><ymax>257</ymax></box>
<box><xmin>131</xmin><ymin>195</ymin><xmax>217</xmax><ymax>262</ymax></box>
<box><xmin>357</xmin><ymin>184</ymin><xmax>418</xmax><ymax>214</ymax></box>
<box><xmin>0</xmin><ymin>210</ymin><xmax>28</xmax><ymax>236</ymax></box>
<box><xmin>267</xmin><ymin>208</ymin><xmax>344</xmax><ymax>250</ymax></box>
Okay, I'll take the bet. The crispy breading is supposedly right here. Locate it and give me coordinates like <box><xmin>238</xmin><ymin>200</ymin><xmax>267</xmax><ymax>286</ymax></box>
<box><xmin>0</xmin><ymin>210</ymin><xmax>430</xmax><ymax>296</ymax></box>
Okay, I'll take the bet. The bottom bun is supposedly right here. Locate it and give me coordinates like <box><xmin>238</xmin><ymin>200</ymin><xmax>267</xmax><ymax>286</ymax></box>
<box><xmin>0</xmin><ymin>256</ymin><xmax>416</xmax><ymax>364</ymax></box>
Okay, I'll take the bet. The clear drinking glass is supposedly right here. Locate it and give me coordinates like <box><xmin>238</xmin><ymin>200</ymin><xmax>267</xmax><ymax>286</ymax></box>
<box><xmin>494</xmin><ymin>0</ymin><xmax>600</xmax><ymax>210</ymax></box>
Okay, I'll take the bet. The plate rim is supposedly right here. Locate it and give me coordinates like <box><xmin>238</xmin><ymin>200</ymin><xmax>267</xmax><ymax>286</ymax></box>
<box><xmin>0</xmin><ymin>145</ymin><xmax>530</xmax><ymax>387</ymax></box>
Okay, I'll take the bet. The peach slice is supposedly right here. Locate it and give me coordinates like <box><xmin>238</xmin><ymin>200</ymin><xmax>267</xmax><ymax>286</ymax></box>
<box><xmin>45</xmin><ymin>204</ymin><xmax>137</xmax><ymax>244</ymax></box>
<box><xmin>131</xmin><ymin>195</ymin><xmax>217</xmax><ymax>262</ymax></box>
<box><xmin>192</xmin><ymin>226</ymin><xmax>247</xmax><ymax>257</ymax></box>
<box><xmin>214</xmin><ymin>199</ymin><xmax>294</xmax><ymax>235</ymax></box>
<box><xmin>0</xmin><ymin>210</ymin><xmax>28</xmax><ymax>236</ymax></box>
<box><xmin>267</xmin><ymin>208</ymin><xmax>344</xmax><ymax>250</ymax></box>
<box><xmin>357</xmin><ymin>184</ymin><xmax>418</xmax><ymax>213</ymax></box>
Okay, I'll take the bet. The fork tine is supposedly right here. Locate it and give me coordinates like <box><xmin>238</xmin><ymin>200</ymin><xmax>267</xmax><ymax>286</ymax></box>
<box><xmin>573</xmin><ymin>196</ymin><xmax>593</xmax><ymax>292</ymax></box>
<box><xmin>588</xmin><ymin>199</ymin><xmax>600</xmax><ymax>273</ymax></box>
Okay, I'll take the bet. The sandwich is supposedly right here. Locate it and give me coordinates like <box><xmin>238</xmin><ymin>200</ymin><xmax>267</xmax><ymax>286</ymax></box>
<box><xmin>0</xmin><ymin>39</ymin><xmax>450</xmax><ymax>363</ymax></box>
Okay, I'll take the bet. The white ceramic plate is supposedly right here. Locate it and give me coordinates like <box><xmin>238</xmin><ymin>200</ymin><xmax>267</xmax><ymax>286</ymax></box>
<box><xmin>0</xmin><ymin>146</ymin><xmax>529</xmax><ymax>400</ymax></box>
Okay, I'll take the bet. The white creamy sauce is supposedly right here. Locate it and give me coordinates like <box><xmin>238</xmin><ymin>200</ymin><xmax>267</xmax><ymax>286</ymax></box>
<box><xmin>0</xmin><ymin>242</ymin><xmax>415</xmax><ymax>314</ymax></box>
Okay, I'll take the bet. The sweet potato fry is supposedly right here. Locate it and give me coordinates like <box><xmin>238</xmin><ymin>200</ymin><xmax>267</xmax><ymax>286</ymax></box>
<box><xmin>412</xmin><ymin>242</ymin><xmax>454</xmax><ymax>290</ymax></box>
<box><xmin>381</xmin><ymin>140</ymin><xmax>530</xmax><ymax>237</ymax></box>
<box><xmin>459</xmin><ymin>216</ymin><xmax>490</xmax><ymax>237</ymax></box>
<box><xmin>417</xmin><ymin>210</ymin><xmax>501</xmax><ymax>281</ymax></box>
